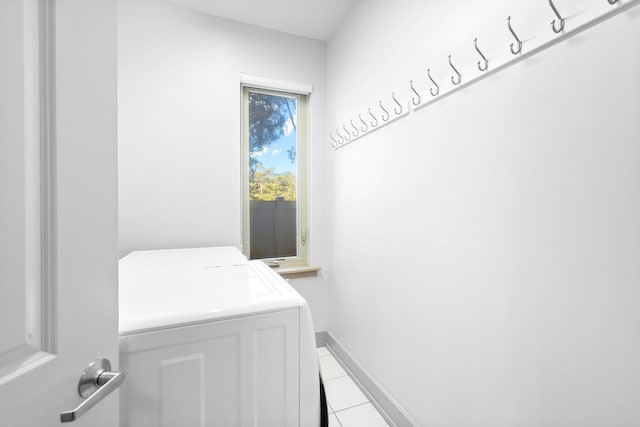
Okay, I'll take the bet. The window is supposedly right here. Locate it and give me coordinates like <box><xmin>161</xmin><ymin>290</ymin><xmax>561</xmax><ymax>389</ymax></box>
<box><xmin>242</xmin><ymin>86</ymin><xmax>307</xmax><ymax>266</ymax></box>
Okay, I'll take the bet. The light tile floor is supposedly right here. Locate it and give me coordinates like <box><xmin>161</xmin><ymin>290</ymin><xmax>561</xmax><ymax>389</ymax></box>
<box><xmin>318</xmin><ymin>347</ymin><xmax>390</xmax><ymax>427</ymax></box>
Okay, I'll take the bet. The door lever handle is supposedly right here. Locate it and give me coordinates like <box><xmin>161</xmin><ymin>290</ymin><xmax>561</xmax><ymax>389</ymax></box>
<box><xmin>60</xmin><ymin>358</ymin><xmax>125</xmax><ymax>423</ymax></box>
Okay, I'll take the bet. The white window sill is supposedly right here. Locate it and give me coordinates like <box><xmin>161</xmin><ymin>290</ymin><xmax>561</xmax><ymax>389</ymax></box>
<box><xmin>272</xmin><ymin>264</ymin><xmax>320</xmax><ymax>279</ymax></box>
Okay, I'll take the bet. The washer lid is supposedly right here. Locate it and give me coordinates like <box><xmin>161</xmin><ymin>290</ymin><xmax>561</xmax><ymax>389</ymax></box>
<box><xmin>118</xmin><ymin>247</ymin><xmax>302</xmax><ymax>335</ymax></box>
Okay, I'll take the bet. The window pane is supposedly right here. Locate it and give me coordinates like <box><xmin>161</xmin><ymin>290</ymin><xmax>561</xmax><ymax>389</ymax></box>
<box><xmin>247</xmin><ymin>91</ymin><xmax>297</xmax><ymax>260</ymax></box>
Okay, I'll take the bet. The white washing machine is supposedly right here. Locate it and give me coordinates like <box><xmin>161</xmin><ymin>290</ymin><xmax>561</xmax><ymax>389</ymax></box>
<box><xmin>118</xmin><ymin>247</ymin><xmax>322</xmax><ymax>426</ymax></box>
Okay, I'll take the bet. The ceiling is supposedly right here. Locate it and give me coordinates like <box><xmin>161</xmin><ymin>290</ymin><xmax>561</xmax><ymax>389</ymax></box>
<box><xmin>162</xmin><ymin>0</ymin><xmax>358</xmax><ymax>41</ymax></box>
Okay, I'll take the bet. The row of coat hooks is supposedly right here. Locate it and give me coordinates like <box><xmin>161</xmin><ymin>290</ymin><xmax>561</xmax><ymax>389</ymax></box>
<box><xmin>330</xmin><ymin>0</ymin><xmax>623</xmax><ymax>149</ymax></box>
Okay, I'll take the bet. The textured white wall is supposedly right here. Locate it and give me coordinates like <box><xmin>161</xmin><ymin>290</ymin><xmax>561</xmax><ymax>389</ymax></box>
<box><xmin>117</xmin><ymin>0</ymin><xmax>328</xmax><ymax>330</ymax></box>
<box><xmin>326</xmin><ymin>1</ymin><xmax>640</xmax><ymax>425</ymax></box>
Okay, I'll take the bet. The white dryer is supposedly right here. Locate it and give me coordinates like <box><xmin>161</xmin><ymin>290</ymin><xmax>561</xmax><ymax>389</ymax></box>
<box><xmin>118</xmin><ymin>247</ymin><xmax>321</xmax><ymax>426</ymax></box>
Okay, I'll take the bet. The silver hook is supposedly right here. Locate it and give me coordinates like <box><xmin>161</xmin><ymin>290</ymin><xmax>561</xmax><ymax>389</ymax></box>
<box><xmin>427</xmin><ymin>68</ymin><xmax>440</xmax><ymax>97</ymax></box>
<box><xmin>392</xmin><ymin>92</ymin><xmax>403</xmax><ymax>115</ymax></box>
<box><xmin>379</xmin><ymin>100</ymin><xmax>390</xmax><ymax>121</ymax></box>
<box><xmin>507</xmin><ymin>16</ymin><xmax>523</xmax><ymax>55</ymax></box>
<box><xmin>448</xmin><ymin>55</ymin><xmax>462</xmax><ymax>85</ymax></box>
<box><xmin>608</xmin><ymin>0</ymin><xmax>618</xmax><ymax>3</ymax></box>
<box><xmin>549</xmin><ymin>0</ymin><xmax>565</xmax><ymax>33</ymax></box>
<box><xmin>369</xmin><ymin>107</ymin><xmax>379</xmax><ymax>128</ymax></box>
<box><xmin>342</xmin><ymin>124</ymin><xmax>352</xmax><ymax>141</ymax></box>
<box><xmin>335</xmin><ymin>128</ymin><xmax>345</xmax><ymax>145</ymax></box>
<box><xmin>474</xmin><ymin>38</ymin><xmax>489</xmax><ymax>72</ymax></box>
<box><xmin>330</xmin><ymin>133</ymin><xmax>339</xmax><ymax>148</ymax></box>
<box><xmin>359</xmin><ymin>114</ymin><xmax>368</xmax><ymax>133</ymax></box>
<box><xmin>350</xmin><ymin>119</ymin><xmax>359</xmax><ymax>138</ymax></box>
<box><xmin>409</xmin><ymin>81</ymin><xmax>421</xmax><ymax>106</ymax></box>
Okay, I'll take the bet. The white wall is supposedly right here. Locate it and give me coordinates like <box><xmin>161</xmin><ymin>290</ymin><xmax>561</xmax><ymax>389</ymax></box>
<box><xmin>118</xmin><ymin>0</ymin><xmax>328</xmax><ymax>330</ymax></box>
<box><xmin>326</xmin><ymin>1</ymin><xmax>640</xmax><ymax>425</ymax></box>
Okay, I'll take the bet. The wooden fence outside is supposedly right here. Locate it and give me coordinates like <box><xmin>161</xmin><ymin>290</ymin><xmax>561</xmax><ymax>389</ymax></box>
<box><xmin>250</xmin><ymin>198</ymin><xmax>296</xmax><ymax>260</ymax></box>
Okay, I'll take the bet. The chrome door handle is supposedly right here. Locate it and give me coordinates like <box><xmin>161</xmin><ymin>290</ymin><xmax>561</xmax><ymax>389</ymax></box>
<box><xmin>60</xmin><ymin>358</ymin><xmax>125</xmax><ymax>423</ymax></box>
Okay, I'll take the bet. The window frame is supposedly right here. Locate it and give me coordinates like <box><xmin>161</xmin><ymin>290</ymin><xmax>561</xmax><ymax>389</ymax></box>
<box><xmin>241</xmin><ymin>85</ymin><xmax>308</xmax><ymax>267</ymax></box>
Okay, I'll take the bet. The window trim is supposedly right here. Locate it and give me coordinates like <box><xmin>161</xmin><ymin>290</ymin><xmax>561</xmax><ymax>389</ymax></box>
<box><xmin>240</xmin><ymin>73</ymin><xmax>312</xmax><ymax>95</ymax></box>
<box><xmin>241</xmin><ymin>85</ymin><xmax>308</xmax><ymax>267</ymax></box>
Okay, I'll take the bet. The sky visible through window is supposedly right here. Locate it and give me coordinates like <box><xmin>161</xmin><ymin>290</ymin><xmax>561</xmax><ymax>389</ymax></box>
<box><xmin>251</xmin><ymin>127</ymin><xmax>296</xmax><ymax>174</ymax></box>
<box><xmin>248</xmin><ymin>91</ymin><xmax>298</xmax><ymax>201</ymax></box>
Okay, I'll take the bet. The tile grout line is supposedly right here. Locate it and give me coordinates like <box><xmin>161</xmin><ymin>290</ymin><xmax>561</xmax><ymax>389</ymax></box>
<box><xmin>323</xmin><ymin>375</ymin><xmax>371</xmax><ymax>417</ymax></box>
<box><xmin>323</xmin><ymin>374</ymin><xmax>350</xmax><ymax>381</ymax></box>
<box><xmin>319</xmin><ymin>353</ymin><xmax>350</xmax><ymax>381</ymax></box>
<box><xmin>331</xmin><ymin>411</ymin><xmax>345</xmax><ymax>427</ymax></box>
<box><xmin>333</xmin><ymin>401</ymin><xmax>371</xmax><ymax>414</ymax></box>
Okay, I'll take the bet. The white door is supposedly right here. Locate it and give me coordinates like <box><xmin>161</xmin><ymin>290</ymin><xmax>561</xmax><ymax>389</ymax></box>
<box><xmin>0</xmin><ymin>0</ymin><xmax>119</xmax><ymax>425</ymax></box>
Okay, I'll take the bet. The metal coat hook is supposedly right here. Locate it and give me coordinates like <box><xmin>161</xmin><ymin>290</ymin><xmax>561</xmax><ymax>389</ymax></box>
<box><xmin>427</xmin><ymin>68</ymin><xmax>440</xmax><ymax>96</ymax></box>
<box><xmin>342</xmin><ymin>124</ymin><xmax>352</xmax><ymax>141</ymax></box>
<box><xmin>549</xmin><ymin>0</ymin><xmax>565</xmax><ymax>33</ymax></box>
<box><xmin>392</xmin><ymin>92</ymin><xmax>403</xmax><ymax>115</ymax></box>
<box><xmin>608</xmin><ymin>0</ymin><xmax>618</xmax><ymax>4</ymax></box>
<box><xmin>350</xmin><ymin>119</ymin><xmax>359</xmax><ymax>137</ymax></box>
<box><xmin>330</xmin><ymin>133</ymin><xmax>339</xmax><ymax>148</ymax></box>
<box><xmin>448</xmin><ymin>55</ymin><xmax>462</xmax><ymax>85</ymax></box>
<box><xmin>335</xmin><ymin>128</ymin><xmax>345</xmax><ymax>145</ymax></box>
<box><xmin>507</xmin><ymin>16</ymin><xmax>523</xmax><ymax>55</ymax></box>
<box><xmin>409</xmin><ymin>81</ymin><xmax>421</xmax><ymax>106</ymax></box>
<box><xmin>379</xmin><ymin>100</ymin><xmax>390</xmax><ymax>121</ymax></box>
<box><xmin>359</xmin><ymin>114</ymin><xmax>368</xmax><ymax>133</ymax></box>
<box><xmin>474</xmin><ymin>38</ymin><xmax>489</xmax><ymax>72</ymax></box>
<box><xmin>369</xmin><ymin>108</ymin><xmax>379</xmax><ymax>128</ymax></box>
